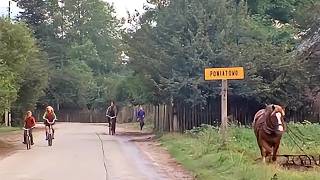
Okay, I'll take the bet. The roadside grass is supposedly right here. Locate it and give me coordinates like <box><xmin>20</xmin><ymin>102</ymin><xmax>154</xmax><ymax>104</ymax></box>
<box><xmin>0</xmin><ymin>126</ymin><xmax>20</xmax><ymax>133</ymax></box>
<box><xmin>159</xmin><ymin>123</ymin><xmax>320</xmax><ymax>180</ymax></box>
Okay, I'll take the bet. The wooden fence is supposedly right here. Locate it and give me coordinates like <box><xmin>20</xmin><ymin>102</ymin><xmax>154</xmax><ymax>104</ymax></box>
<box><xmin>9</xmin><ymin>97</ymin><xmax>320</xmax><ymax>132</ymax></box>
<box><xmin>149</xmin><ymin>97</ymin><xmax>320</xmax><ymax>132</ymax></box>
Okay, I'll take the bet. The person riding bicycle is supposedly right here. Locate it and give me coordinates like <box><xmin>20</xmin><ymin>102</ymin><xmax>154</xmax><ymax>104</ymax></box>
<box><xmin>106</xmin><ymin>101</ymin><xmax>118</xmax><ymax>135</ymax></box>
<box><xmin>43</xmin><ymin>106</ymin><xmax>57</xmax><ymax>140</ymax></box>
<box><xmin>23</xmin><ymin>111</ymin><xmax>36</xmax><ymax>145</ymax></box>
<box><xmin>136</xmin><ymin>106</ymin><xmax>145</xmax><ymax>131</ymax></box>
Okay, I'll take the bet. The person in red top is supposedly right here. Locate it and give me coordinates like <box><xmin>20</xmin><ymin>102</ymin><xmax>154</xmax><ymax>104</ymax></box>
<box><xmin>43</xmin><ymin>106</ymin><xmax>57</xmax><ymax>140</ymax></box>
<box><xmin>23</xmin><ymin>111</ymin><xmax>36</xmax><ymax>145</ymax></box>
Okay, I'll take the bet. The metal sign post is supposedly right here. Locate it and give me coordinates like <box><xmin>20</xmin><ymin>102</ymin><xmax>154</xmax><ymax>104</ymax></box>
<box><xmin>204</xmin><ymin>67</ymin><xmax>244</xmax><ymax>139</ymax></box>
<box><xmin>221</xmin><ymin>79</ymin><xmax>228</xmax><ymax>137</ymax></box>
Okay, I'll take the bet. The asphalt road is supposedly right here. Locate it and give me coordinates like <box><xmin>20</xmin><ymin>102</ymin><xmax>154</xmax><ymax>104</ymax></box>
<box><xmin>0</xmin><ymin>123</ymin><xmax>169</xmax><ymax>180</ymax></box>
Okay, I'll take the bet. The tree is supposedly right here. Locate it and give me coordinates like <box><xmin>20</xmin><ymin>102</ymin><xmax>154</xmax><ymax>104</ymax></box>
<box><xmin>48</xmin><ymin>61</ymin><xmax>95</xmax><ymax>109</ymax></box>
<box><xmin>124</xmin><ymin>0</ymin><xmax>309</xmax><ymax>111</ymax></box>
<box><xmin>63</xmin><ymin>0</ymin><xmax>120</xmax><ymax>74</ymax></box>
<box><xmin>0</xmin><ymin>18</ymin><xmax>48</xmax><ymax>121</ymax></box>
<box><xmin>15</xmin><ymin>0</ymin><xmax>121</xmax><ymax>110</ymax></box>
<box><xmin>125</xmin><ymin>0</ymin><xmax>245</xmax><ymax>105</ymax></box>
<box><xmin>14</xmin><ymin>0</ymin><xmax>48</xmax><ymax>37</ymax></box>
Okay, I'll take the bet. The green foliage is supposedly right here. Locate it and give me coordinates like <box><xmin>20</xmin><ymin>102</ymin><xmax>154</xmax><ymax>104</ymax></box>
<box><xmin>247</xmin><ymin>0</ymin><xmax>311</xmax><ymax>23</ymax></box>
<box><xmin>12</xmin><ymin>52</ymin><xmax>48</xmax><ymax>114</ymax></box>
<box><xmin>293</xmin><ymin>1</ymin><xmax>320</xmax><ymax>32</ymax></box>
<box><xmin>0</xmin><ymin>18</ymin><xmax>47</xmax><ymax>117</ymax></box>
<box><xmin>48</xmin><ymin>61</ymin><xmax>95</xmax><ymax>108</ymax></box>
<box><xmin>10</xmin><ymin>0</ymin><xmax>320</xmax><ymax>115</ymax></box>
<box><xmin>92</xmin><ymin>72</ymin><xmax>155</xmax><ymax>107</ymax></box>
<box><xmin>14</xmin><ymin>0</ymin><xmax>121</xmax><ymax>110</ymax></box>
<box><xmin>63</xmin><ymin>0</ymin><xmax>120</xmax><ymax>74</ymax></box>
<box><xmin>125</xmin><ymin>0</ymin><xmax>309</xmax><ymax>111</ymax></box>
<box><xmin>125</xmin><ymin>0</ymin><xmax>240</xmax><ymax>105</ymax></box>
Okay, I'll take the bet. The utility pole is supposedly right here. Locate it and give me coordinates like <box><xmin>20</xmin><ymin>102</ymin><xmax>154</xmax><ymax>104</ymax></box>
<box><xmin>235</xmin><ymin>0</ymin><xmax>240</xmax><ymax>46</ymax></box>
<box><xmin>58</xmin><ymin>0</ymin><xmax>65</xmax><ymax>70</ymax></box>
<box><xmin>8</xmin><ymin>0</ymin><xmax>11</xmax><ymax>19</ymax></box>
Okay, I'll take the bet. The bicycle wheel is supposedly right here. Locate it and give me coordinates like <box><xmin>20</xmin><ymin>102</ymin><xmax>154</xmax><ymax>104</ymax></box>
<box><xmin>48</xmin><ymin>134</ymin><xmax>52</xmax><ymax>146</ymax></box>
<box><xmin>26</xmin><ymin>135</ymin><xmax>31</xmax><ymax>150</ymax></box>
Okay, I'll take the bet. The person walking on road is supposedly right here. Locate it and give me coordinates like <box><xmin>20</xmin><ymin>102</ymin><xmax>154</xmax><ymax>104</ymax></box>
<box><xmin>136</xmin><ymin>106</ymin><xmax>145</xmax><ymax>131</ymax></box>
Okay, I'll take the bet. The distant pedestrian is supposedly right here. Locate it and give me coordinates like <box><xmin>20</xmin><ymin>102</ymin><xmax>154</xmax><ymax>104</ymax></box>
<box><xmin>136</xmin><ymin>106</ymin><xmax>145</xmax><ymax>131</ymax></box>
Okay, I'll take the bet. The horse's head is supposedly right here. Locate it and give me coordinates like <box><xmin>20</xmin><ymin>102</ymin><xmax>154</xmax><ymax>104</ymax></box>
<box><xmin>266</xmin><ymin>104</ymin><xmax>286</xmax><ymax>132</ymax></box>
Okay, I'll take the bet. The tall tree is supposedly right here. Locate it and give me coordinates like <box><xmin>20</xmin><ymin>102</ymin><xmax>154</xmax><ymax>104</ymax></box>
<box><xmin>15</xmin><ymin>0</ymin><xmax>121</xmax><ymax>110</ymax></box>
<box><xmin>0</xmin><ymin>18</ymin><xmax>48</xmax><ymax>119</ymax></box>
<box><xmin>124</xmin><ymin>0</ymin><xmax>308</xmax><ymax>110</ymax></box>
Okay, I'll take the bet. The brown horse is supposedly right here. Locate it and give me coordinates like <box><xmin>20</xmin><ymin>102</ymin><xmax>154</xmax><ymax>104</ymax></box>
<box><xmin>253</xmin><ymin>104</ymin><xmax>286</xmax><ymax>163</ymax></box>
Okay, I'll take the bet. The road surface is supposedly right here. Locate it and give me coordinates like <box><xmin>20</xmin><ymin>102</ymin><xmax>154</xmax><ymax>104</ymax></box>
<box><xmin>0</xmin><ymin>123</ymin><xmax>171</xmax><ymax>180</ymax></box>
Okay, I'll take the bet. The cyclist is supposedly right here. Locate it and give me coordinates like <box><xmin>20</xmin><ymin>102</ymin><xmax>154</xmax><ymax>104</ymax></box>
<box><xmin>23</xmin><ymin>111</ymin><xmax>36</xmax><ymax>145</ymax></box>
<box><xmin>106</xmin><ymin>101</ymin><xmax>118</xmax><ymax>135</ymax></box>
<box><xmin>136</xmin><ymin>106</ymin><xmax>145</xmax><ymax>131</ymax></box>
<box><xmin>43</xmin><ymin>106</ymin><xmax>57</xmax><ymax>140</ymax></box>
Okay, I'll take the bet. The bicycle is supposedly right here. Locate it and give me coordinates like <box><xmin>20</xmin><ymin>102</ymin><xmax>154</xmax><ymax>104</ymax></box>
<box><xmin>23</xmin><ymin>127</ymin><xmax>34</xmax><ymax>150</ymax></box>
<box><xmin>106</xmin><ymin>115</ymin><xmax>116</xmax><ymax>135</ymax></box>
<box><xmin>45</xmin><ymin>119</ymin><xmax>56</xmax><ymax>146</ymax></box>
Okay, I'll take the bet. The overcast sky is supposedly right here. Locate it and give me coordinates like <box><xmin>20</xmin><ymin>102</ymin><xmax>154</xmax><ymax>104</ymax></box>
<box><xmin>0</xmin><ymin>0</ymin><xmax>147</xmax><ymax>18</ymax></box>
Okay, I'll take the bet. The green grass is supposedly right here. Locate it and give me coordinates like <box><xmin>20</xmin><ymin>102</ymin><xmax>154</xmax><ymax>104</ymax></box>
<box><xmin>159</xmin><ymin>123</ymin><xmax>320</xmax><ymax>180</ymax></box>
<box><xmin>0</xmin><ymin>126</ymin><xmax>20</xmax><ymax>133</ymax></box>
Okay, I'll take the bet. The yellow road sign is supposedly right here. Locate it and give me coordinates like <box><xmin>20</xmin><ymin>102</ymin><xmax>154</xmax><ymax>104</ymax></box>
<box><xmin>204</xmin><ymin>67</ymin><xmax>244</xmax><ymax>80</ymax></box>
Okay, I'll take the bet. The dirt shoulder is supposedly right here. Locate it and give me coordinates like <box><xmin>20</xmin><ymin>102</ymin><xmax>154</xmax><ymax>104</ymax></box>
<box><xmin>0</xmin><ymin>131</ymin><xmax>22</xmax><ymax>160</ymax></box>
<box><xmin>117</xmin><ymin>123</ymin><xmax>195</xmax><ymax>180</ymax></box>
<box><xmin>0</xmin><ymin>125</ymin><xmax>43</xmax><ymax>160</ymax></box>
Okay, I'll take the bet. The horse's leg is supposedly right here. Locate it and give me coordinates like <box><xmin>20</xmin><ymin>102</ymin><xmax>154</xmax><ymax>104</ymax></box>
<box><xmin>261</xmin><ymin>147</ymin><xmax>271</xmax><ymax>163</ymax></box>
<box><xmin>255</xmin><ymin>132</ymin><xmax>266</xmax><ymax>163</ymax></box>
<box><xmin>257</xmin><ymin>140</ymin><xmax>266</xmax><ymax>163</ymax></box>
<box><xmin>272</xmin><ymin>142</ymin><xmax>280</xmax><ymax>162</ymax></box>
<box><xmin>262</xmin><ymin>148</ymin><xmax>268</xmax><ymax>163</ymax></box>
<box><xmin>261</xmin><ymin>139</ymin><xmax>272</xmax><ymax>163</ymax></box>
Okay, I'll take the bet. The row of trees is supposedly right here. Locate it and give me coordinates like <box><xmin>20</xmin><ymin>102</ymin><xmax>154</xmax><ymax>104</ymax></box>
<box><xmin>1</xmin><ymin>0</ymin><xmax>320</xmax><ymax>125</ymax></box>
<box><xmin>1</xmin><ymin>0</ymin><xmax>125</xmax><ymax>124</ymax></box>
<box><xmin>124</xmin><ymin>0</ymin><xmax>320</xmax><ymax>112</ymax></box>
<box><xmin>0</xmin><ymin>19</ymin><xmax>48</xmax><ymax>121</ymax></box>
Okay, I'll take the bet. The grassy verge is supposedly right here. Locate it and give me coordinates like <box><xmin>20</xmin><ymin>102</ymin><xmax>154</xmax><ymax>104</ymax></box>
<box><xmin>159</xmin><ymin>123</ymin><xmax>320</xmax><ymax>180</ymax></box>
<box><xmin>0</xmin><ymin>126</ymin><xmax>20</xmax><ymax>133</ymax></box>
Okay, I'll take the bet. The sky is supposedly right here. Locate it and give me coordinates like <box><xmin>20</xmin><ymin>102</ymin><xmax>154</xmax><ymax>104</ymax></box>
<box><xmin>0</xmin><ymin>0</ymin><xmax>147</xmax><ymax>18</ymax></box>
<box><xmin>107</xmin><ymin>0</ymin><xmax>147</xmax><ymax>18</ymax></box>
<box><xmin>0</xmin><ymin>0</ymin><xmax>19</xmax><ymax>17</ymax></box>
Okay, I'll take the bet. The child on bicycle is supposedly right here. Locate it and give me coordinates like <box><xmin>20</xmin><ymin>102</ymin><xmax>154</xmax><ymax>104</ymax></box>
<box><xmin>23</xmin><ymin>111</ymin><xmax>36</xmax><ymax>145</ymax></box>
<box><xmin>43</xmin><ymin>106</ymin><xmax>57</xmax><ymax>140</ymax></box>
